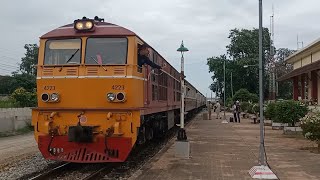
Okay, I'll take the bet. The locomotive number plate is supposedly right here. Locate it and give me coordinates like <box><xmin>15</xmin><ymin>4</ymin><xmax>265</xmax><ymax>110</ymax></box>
<box><xmin>112</xmin><ymin>85</ymin><xmax>124</xmax><ymax>90</ymax></box>
<box><xmin>44</xmin><ymin>86</ymin><xmax>55</xmax><ymax>90</ymax></box>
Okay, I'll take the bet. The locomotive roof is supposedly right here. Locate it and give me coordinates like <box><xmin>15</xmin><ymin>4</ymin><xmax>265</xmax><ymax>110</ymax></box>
<box><xmin>40</xmin><ymin>21</ymin><xmax>136</xmax><ymax>39</ymax></box>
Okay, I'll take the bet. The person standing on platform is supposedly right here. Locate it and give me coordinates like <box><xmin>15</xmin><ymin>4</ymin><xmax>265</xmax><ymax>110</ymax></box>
<box><xmin>215</xmin><ymin>101</ymin><xmax>221</xmax><ymax>119</ymax></box>
<box><xmin>235</xmin><ymin>100</ymin><xmax>241</xmax><ymax>123</ymax></box>
<box><xmin>232</xmin><ymin>102</ymin><xmax>238</xmax><ymax>122</ymax></box>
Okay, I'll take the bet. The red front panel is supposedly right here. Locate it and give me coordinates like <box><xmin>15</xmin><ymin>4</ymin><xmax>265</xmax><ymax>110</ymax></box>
<box><xmin>38</xmin><ymin>135</ymin><xmax>132</xmax><ymax>163</ymax></box>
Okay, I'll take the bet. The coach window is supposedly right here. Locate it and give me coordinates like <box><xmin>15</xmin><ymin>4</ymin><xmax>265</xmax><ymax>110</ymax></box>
<box><xmin>44</xmin><ymin>39</ymin><xmax>81</xmax><ymax>65</ymax></box>
<box><xmin>85</xmin><ymin>38</ymin><xmax>127</xmax><ymax>64</ymax></box>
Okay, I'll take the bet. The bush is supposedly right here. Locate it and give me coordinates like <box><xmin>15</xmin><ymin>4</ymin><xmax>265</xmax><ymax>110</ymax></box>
<box><xmin>226</xmin><ymin>97</ymin><xmax>233</xmax><ymax>108</ymax></box>
<box><xmin>233</xmin><ymin>89</ymin><xmax>258</xmax><ymax>103</ymax></box>
<box><xmin>300</xmin><ymin>113</ymin><xmax>320</xmax><ymax>152</ymax></box>
<box><xmin>249</xmin><ymin>103</ymin><xmax>259</xmax><ymax>114</ymax></box>
<box><xmin>274</xmin><ymin>100</ymin><xmax>308</xmax><ymax>126</ymax></box>
<box><xmin>265</xmin><ymin>102</ymin><xmax>276</xmax><ymax>120</ymax></box>
<box><xmin>240</xmin><ymin>102</ymin><xmax>250</xmax><ymax>112</ymax></box>
<box><xmin>0</xmin><ymin>99</ymin><xmax>19</xmax><ymax>108</ymax></box>
<box><xmin>11</xmin><ymin>87</ymin><xmax>37</xmax><ymax>107</ymax></box>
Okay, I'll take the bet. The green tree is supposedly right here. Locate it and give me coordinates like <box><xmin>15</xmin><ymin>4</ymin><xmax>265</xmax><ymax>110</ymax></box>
<box><xmin>275</xmin><ymin>48</ymin><xmax>296</xmax><ymax>99</ymax></box>
<box><xmin>11</xmin><ymin>73</ymin><xmax>36</xmax><ymax>92</ymax></box>
<box><xmin>207</xmin><ymin>28</ymin><xmax>271</xmax><ymax>99</ymax></box>
<box><xmin>0</xmin><ymin>75</ymin><xmax>14</xmax><ymax>94</ymax></box>
<box><xmin>11</xmin><ymin>87</ymin><xmax>37</xmax><ymax>107</ymax></box>
<box><xmin>233</xmin><ymin>88</ymin><xmax>258</xmax><ymax>103</ymax></box>
<box><xmin>20</xmin><ymin>44</ymin><xmax>38</xmax><ymax>76</ymax></box>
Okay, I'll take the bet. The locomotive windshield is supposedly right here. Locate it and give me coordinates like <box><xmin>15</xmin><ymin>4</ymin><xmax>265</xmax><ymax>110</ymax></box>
<box><xmin>85</xmin><ymin>38</ymin><xmax>128</xmax><ymax>65</ymax></box>
<box><xmin>44</xmin><ymin>39</ymin><xmax>81</xmax><ymax>65</ymax></box>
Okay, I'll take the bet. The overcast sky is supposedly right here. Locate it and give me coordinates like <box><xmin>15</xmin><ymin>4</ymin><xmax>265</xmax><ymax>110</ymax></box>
<box><xmin>1</xmin><ymin>0</ymin><xmax>320</xmax><ymax>96</ymax></box>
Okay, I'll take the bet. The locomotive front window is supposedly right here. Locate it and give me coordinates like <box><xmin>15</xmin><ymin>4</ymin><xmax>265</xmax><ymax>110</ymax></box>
<box><xmin>85</xmin><ymin>38</ymin><xmax>128</xmax><ymax>64</ymax></box>
<box><xmin>44</xmin><ymin>39</ymin><xmax>81</xmax><ymax>65</ymax></box>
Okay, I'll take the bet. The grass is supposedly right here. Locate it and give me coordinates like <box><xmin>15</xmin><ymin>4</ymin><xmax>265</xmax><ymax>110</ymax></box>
<box><xmin>0</xmin><ymin>99</ymin><xmax>19</xmax><ymax>108</ymax></box>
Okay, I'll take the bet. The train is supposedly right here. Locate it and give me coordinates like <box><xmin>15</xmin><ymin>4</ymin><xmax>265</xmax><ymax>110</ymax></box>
<box><xmin>31</xmin><ymin>16</ymin><xmax>206</xmax><ymax>163</ymax></box>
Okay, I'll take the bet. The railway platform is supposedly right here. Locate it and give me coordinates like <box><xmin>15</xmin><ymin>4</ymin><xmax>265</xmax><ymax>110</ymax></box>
<box><xmin>129</xmin><ymin>112</ymin><xmax>320</xmax><ymax>180</ymax></box>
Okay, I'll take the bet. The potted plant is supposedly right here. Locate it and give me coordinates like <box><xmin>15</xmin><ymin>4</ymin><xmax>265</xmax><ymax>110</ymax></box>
<box><xmin>301</xmin><ymin>112</ymin><xmax>320</xmax><ymax>153</ymax></box>
<box><xmin>273</xmin><ymin>100</ymin><xmax>308</xmax><ymax>133</ymax></box>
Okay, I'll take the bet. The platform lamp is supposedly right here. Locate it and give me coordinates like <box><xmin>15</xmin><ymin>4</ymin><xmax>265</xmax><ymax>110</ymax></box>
<box><xmin>177</xmin><ymin>40</ymin><xmax>189</xmax><ymax>141</ymax></box>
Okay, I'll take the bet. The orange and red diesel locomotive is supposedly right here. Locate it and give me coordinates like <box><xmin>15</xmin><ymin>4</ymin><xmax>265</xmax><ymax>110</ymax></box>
<box><xmin>31</xmin><ymin>16</ymin><xmax>206</xmax><ymax>163</ymax></box>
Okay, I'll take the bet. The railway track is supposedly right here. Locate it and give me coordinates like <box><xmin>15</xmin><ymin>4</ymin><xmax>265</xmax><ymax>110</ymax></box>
<box><xmin>27</xmin><ymin>162</ymin><xmax>71</xmax><ymax>180</ymax></box>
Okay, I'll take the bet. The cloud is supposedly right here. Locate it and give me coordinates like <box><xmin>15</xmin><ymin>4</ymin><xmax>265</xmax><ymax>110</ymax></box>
<box><xmin>0</xmin><ymin>0</ymin><xmax>319</xmax><ymax>95</ymax></box>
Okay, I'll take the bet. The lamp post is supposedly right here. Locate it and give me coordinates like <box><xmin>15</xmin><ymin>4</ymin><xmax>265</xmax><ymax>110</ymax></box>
<box><xmin>249</xmin><ymin>0</ymin><xmax>277</xmax><ymax>179</ymax></box>
<box><xmin>221</xmin><ymin>60</ymin><xmax>228</xmax><ymax>123</ymax></box>
<box><xmin>243</xmin><ymin>65</ymin><xmax>258</xmax><ymax>68</ymax></box>
<box><xmin>177</xmin><ymin>40</ymin><xmax>188</xmax><ymax>141</ymax></box>
<box><xmin>175</xmin><ymin>40</ymin><xmax>190</xmax><ymax>158</ymax></box>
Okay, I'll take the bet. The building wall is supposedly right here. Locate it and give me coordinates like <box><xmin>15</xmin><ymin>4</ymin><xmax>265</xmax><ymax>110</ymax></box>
<box><xmin>301</xmin><ymin>56</ymin><xmax>312</xmax><ymax>66</ymax></box>
<box><xmin>313</xmin><ymin>51</ymin><xmax>320</xmax><ymax>62</ymax></box>
<box><xmin>0</xmin><ymin>108</ymin><xmax>31</xmax><ymax>132</ymax></box>
<box><xmin>293</xmin><ymin>61</ymin><xmax>301</xmax><ymax>69</ymax></box>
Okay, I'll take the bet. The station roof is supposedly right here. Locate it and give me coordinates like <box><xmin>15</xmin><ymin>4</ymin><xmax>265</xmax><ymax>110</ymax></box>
<box><xmin>285</xmin><ymin>37</ymin><xmax>320</xmax><ymax>64</ymax></box>
<box><xmin>277</xmin><ymin>60</ymin><xmax>320</xmax><ymax>81</ymax></box>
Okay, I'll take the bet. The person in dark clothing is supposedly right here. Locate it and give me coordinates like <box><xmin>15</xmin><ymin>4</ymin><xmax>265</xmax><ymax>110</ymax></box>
<box><xmin>138</xmin><ymin>44</ymin><xmax>162</xmax><ymax>69</ymax></box>
<box><xmin>232</xmin><ymin>101</ymin><xmax>241</xmax><ymax>123</ymax></box>
<box><xmin>235</xmin><ymin>101</ymin><xmax>241</xmax><ymax>123</ymax></box>
<box><xmin>232</xmin><ymin>102</ymin><xmax>237</xmax><ymax>122</ymax></box>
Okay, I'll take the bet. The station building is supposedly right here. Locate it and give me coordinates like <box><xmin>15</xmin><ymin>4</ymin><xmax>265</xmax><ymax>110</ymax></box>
<box><xmin>278</xmin><ymin>38</ymin><xmax>320</xmax><ymax>105</ymax></box>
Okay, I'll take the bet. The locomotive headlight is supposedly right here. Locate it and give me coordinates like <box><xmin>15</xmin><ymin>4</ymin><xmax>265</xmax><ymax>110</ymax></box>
<box><xmin>74</xmin><ymin>18</ymin><xmax>95</xmax><ymax>32</ymax></box>
<box><xmin>107</xmin><ymin>93</ymin><xmax>116</xmax><ymax>101</ymax></box>
<box><xmin>50</xmin><ymin>93</ymin><xmax>60</xmax><ymax>102</ymax></box>
<box><xmin>85</xmin><ymin>21</ymin><xmax>93</xmax><ymax>29</ymax></box>
<box><xmin>75</xmin><ymin>22</ymin><xmax>84</xmax><ymax>30</ymax></box>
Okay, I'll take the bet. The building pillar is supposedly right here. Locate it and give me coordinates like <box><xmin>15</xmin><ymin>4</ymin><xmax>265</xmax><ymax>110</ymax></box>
<box><xmin>301</xmin><ymin>74</ymin><xmax>305</xmax><ymax>100</ymax></box>
<box><xmin>293</xmin><ymin>76</ymin><xmax>299</xmax><ymax>100</ymax></box>
<box><xmin>311</xmin><ymin>70</ymin><xmax>318</xmax><ymax>102</ymax></box>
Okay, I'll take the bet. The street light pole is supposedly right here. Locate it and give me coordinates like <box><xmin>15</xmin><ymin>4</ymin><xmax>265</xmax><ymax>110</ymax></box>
<box><xmin>175</xmin><ymin>40</ymin><xmax>190</xmax><ymax>159</ymax></box>
<box><xmin>221</xmin><ymin>59</ymin><xmax>228</xmax><ymax>123</ymax></box>
<box><xmin>258</xmin><ymin>0</ymin><xmax>266</xmax><ymax>166</ymax></box>
<box><xmin>249</xmin><ymin>1</ymin><xmax>277</xmax><ymax>179</ymax></box>
<box><xmin>177</xmin><ymin>41</ymin><xmax>189</xmax><ymax>141</ymax></box>
<box><xmin>224</xmin><ymin>59</ymin><xmax>226</xmax><ymax>120</ymax></box>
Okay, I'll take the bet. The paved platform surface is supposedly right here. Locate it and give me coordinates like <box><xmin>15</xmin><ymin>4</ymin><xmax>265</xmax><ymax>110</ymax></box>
<box><xmin>0</xmin><ymin>132</ymin><xmax>37</xmax><ymax>165</ymax></box>
<box><xmin>129</xmin><ymin>112</ymin><xmax>320</xmax><ymax>180</ymax></box>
